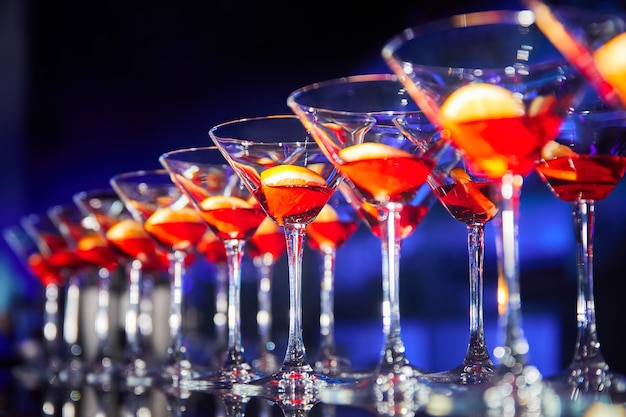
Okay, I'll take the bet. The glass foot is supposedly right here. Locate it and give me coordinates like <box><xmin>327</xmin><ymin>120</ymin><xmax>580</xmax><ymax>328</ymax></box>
<box><xmin>231</xmin><ymin>368</ymin><xmax>355</xmax><ymax>402</ymax></box>
<box><xmin>421</xmin><ymin>362</ymin><xmax>496</xmax><ymax>385</ymax></box>
<box><xmin>159</xmin><ymin>360</ymin><xmax>203</xmax><ymax>387</ymax></box>
<box><xmin>183</xmin><ymin>365</ymin><xmax>266</xmax><ymax>392</ymax></box>
<box><xmin>545</xmin><ymin>366</ymin><xmax>626</xmax><ymax>401</ymax></box>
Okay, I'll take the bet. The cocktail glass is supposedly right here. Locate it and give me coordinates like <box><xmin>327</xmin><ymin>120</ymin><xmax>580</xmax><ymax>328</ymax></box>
<box><xmin>74</xmin><ymin>188</ymin><xmax>165</xmax><ymax>386</ymax></box>
<box><xmin>3</xmin><ymin>224</ymin><xmax>66</xmax><ymax>385</ymax></box>
<box><xmin>535</xmin><ymin>106</ymin><xmax>626</xmax><ymax>398</ymax></box>
<box><xmin>21</xmin><ymin>210</ymin><xmax>86</xmax><ymax>387</ymax></box>
<box><xmin>48</xmin><ymin>202</ymin><xmax>122</xmax><ymax>386</ymax></box>
<box><xmin>306</xmin><ymin>190</ymin><xmax>359</xmax><ymax>378</ymax></box>
<box><xmin>160</xmin><ymin>146</ymin><xmax>268</xmax><ymax>389</ymax></box>
<box><xmin>110</xmin><ymin>169</ymin><xmax>208</xmax><ymax>386</ymax></box>
<box><xmin>210</xmin><ymin>115</ymin><xmax>345</xmax><ymax>399</ymax></box>
<box><xmin>382</xmin><ymin>8</ymin><xmax>587</xmax><ymax>411</ymax></box>
<box><xmin>425</xmin><ymin>157</ymin><xmax>500</xmax><ymax>385</ymax></box>
<box><xmin>522</xmin><ymin>0</ymin><xmax>626</xmax><ymax>110</ymax></box>
<box><xmin>247</xmin><ymin>216</ymin><xmax>286</xmax><ymax>376</ymax></box>
<box><xmin>287</xmin><ymin>74</ymin><xmax>451</xmax><ymax>382</ymax></box>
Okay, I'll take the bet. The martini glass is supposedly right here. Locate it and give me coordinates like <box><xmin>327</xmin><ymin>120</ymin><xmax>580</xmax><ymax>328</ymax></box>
<box><xmin>48</xmin><ymin>202</ymin><xmax>122</xmax><ymax>386</ymax></box>
<box><xmin>306</xmin><ymin>190</ymin><xmax>359</xmax><ymax>378</ymax></box>
<box><xmin>21</xmin><ymin>210</ymin><xmax>86</xmax><ymax>387</ymax></box>
<box><xmin>535</xmin><ymin>106</ymin><xmax>626</xmax><ymax>398</ymax></box>
<box><xmin>110</xmin><ymin>168</ymin><xmax>208</xmax><ymax>386</ymax></box>
<box><xmin>210</xmin><ymin>115</ymin><xmax>344</xmax><ymax>400</ymax></box>
<box><xmin>74</xmin><ymin>188</ymin><xmax>165</xmax><ymax>386</ymax></box>
<box><xmin>425</xmin><ymin>158</ymin><xmax>500</xmax><ymax>385</ymax></box>
<box><xmin>522</xmin><ymin>0</ymin><xmax>626</xmax><ymax>110</ymax></box>
<box><xmin>287</xmin><ymin>74</ymin><xmax>451</xmax><ymax>382</ymax></box>
<box><xmin>160</xmin><ymin>145</ymin><xmax>268</xmax><ymax>389</ymax></box>
<box><xmin>247</xmin><ymin>216</ymin><xmax>286</xmax><ymax>376</ymax></box>
<box><xmin>3</xmin><ymin>224</ymin><xmax>66</xmax><ymax>385</ymax></box>
<box><xmin>382</xmin><ymin>8</ymin><xmax>587</xmax><ymax>410</ymax></box>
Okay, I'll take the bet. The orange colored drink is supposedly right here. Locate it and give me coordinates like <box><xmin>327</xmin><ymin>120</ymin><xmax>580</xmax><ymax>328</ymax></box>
<box><xmin>307</xmin><ymin>220</ymin><xmax>358</xmax><ymax>251</ymax></box>
<box><xmin>358</xmin><ymin>203</ymin><xmax>429</xmax><ymax>240</ymax></box>
<box><xmin>338</xmin><ymin>153</ymin><xmax>435</xmax><ymax>203</ymax></box>
<box><xmin>536</xmin><ymin>154</ymin><xmax>626</xmax><ymax>202</ymax></box>
<box><xmin>248</xmin><ymin>218</ymin><xmax>285</xmax><ymax>261</ymax></box>
<box><xmin>106</xmin><ymin>218</ymin><xmax>168</xmax><ymax>271</ymax></box>
<box><xmin>197</xmin><ymin>229</ymin><xmax>227</xmax><ymax>264</ymax></box>
<box><xmin>76</xmin><ymin>234</ymin><xmax>120</xmax><ymax>271</ymax></box>
<box><xmin>433</xmin><ymin>181</ymin><xmax>499</xmax><ymax>224</ymax></box>
<box><xmin>27</xmin><ymin>253</ymin><xmax>64</xmax><ymax>286</ymax></box>
<box><xmin>446</xmin><ymin>114</ymin><xmax>563</xmax><ymax>178</ymax></box>
<box><xmin>144</xmin><ymin>207</ymin><xmax>207</xmax><ymax>250</ymax></box>
<box><xmin>199</xmin><ymin>207</ymin><xmax>266</xmax><ymax>241</ymax></box>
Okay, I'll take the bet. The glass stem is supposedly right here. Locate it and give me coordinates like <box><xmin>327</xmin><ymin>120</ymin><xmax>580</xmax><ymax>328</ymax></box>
<box><xmin>164</xmin><ymin>249</ymin><xmax>190</xmax><ymax>372</ymax></box>
<box><xmin>464</xmin><ymin>222</ymin><xmax>492</xmax><ymax>366</ymax></box>
<box><xmin>43</xmin><ymin>283</ymin><xmax>63</xmax><ymax>373</ymax></box>
<box><xmin>281</xmin><ymin>223</ymin><xmax>310</xmax><ymax>370</ymax></box>
<box><xmin>318</xmin><ymin>247</ymin><xmax>337</xmax><ymax>357</ymax></box>
<box><xmin>223</xmin><ymin>239</ymin><xmax>247</xmax><ymax>367</ymax></box>
<box><xmin>254</xmin><ymin>253</ymin><xmax>275</xmax><ymax>355</ymax></box>
<box><xmin>494</xmin><ymin>173</ymin><xmax>532</xmax><ymax>374</ymax></box>
<box><xmin>63</xmin><ymin>273</ymin><xmax>82</xmax><ymax>363</ymax></box>
<box><xmin>378</xmin><ymin>203</ymin><xmax>409</xmax><ymax>373</ymax></box>
<box><xmin>570</xmin><ymin>200</ymin><xmax>606</xmax><ymax>369</ymax></box>
<box><xmin>124</xmin><ymin>259</ymin><xmax>143</xmax><ymax>363</ymax></box>
<box><xmin>92</xmin><ymin>267</ymin><xmax>113</xmax><ymax>368</ymax></box>
<box><xmin>213</xmin><ymin>261</ymin><xmax>228</xmax><ymax>366</ymax></box>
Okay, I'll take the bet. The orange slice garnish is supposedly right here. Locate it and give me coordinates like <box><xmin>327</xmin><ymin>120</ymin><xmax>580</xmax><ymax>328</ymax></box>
<box><xmin>541</xmin><ymin>140</ymin><xmax>577</xmax><ymax>160</ymax></box>
<box><xmin>439</xmin><ymin>83</ymin><xmax>527</xmax><ymax>177</ymax></box>
<box><xmin>253</xmin><ymin>216</ymin><xmax>280</xmax><ymax>236</ymax></box>
<box><xmin>77</xmin><ymin>234</ymin><xmax>108</xmax><ymax>251</ymax></box>
<box><xmin>337</xmin><ymin>143</ymin><xmax>429</xmax><ymax>202</ymax></box>
<box><xmin>144</xmin><ymin>207</ymin><xmax>205</xmax><ymax>249</ymax></box>
<box><xmin>448</xmin><ymin>168</ymin><xmax>498</xmax><ymax>218</ymax></box>
<box><xmin>338</xmin><ymin>142</ymin><xmax>411</xmax><ymax>162</ymax></box>
<box><xmin>440</xmin><ymin>83</ymin><xmax>525</xmax><ymax>124</ymax></box>
<box><xmin>313</xmin><ymin>204</ymin><xmax>339</xmax><ymax>223</ymax></box>
<box><xmin>260</xmin><ymin>165</ymin><xmax>329</xmax><ymax>223</ymax></box>
<box><xmin>145</xmin><ymin>207</ymin><xmax>202</xmax><ymax>226</ymax></box>
<box><xmin>199</xmin><ymin>195</ymin><xmax>252</xmax><ymax>210</ymax></box>
<box><xmin>106</xmin><ymin>219</ymin><xmax>148</xmax><ymax>240</ymax></box>
<box><xmin>593</xmin><ymin>32</ymin><xmax>626</xmax><ymax>105</ymax></box>
<box><xmin>261</xmin><ymin>165</ymin><xmax>326</xmax><ymax>187</ymax></box>
<box><xmin>449</xmin><ymin>167</ymin><xmax>471</xmax><ymax>184</ymax></box>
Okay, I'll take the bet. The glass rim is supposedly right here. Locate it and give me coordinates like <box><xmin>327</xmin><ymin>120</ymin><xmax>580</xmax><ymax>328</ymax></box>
<box><xmin>381</xmin><ymin>8</ymin><xmax>568</xmax><ymax>71</ymax></box>
<box><xmin>160</xmin><ymin>145</ymin><xmax>221</xmax><ymax>158</ymax></box>
<box><xmin>109</xmin><ymin>168</ymin><xmax>169</xmax><ymax>183</ymax></box>
<box><xmin>287</xmin><ymin>73</ymin><xmax>427</xmax><ymax>117</ymax></box>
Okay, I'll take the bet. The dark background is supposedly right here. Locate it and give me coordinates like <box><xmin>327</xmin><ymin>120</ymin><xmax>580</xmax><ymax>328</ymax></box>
<box><xmin>2</xmin><ymin>0</ymin><xmax>626</xmax><ymax>382</ymax></box>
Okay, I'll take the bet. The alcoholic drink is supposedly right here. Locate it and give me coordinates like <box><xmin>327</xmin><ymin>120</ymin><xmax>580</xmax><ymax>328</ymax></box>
<box><xmin>536</xmin><ymin>154</ymin><xmax>626</xmax><ymax>201</ymax></box>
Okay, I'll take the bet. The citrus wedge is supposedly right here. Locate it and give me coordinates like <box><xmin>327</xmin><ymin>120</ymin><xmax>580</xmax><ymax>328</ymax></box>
<box><xmin>144</xmin><ymin>207</ymin><xmax>205</xmax><ymax>249</ymax></box>
<box><xmin>77</xmin><ymin>234</ymin><xmax>108</xmax><ymax>251</ymax></box>
<box><xmin>541</xmin><ymin>140</ymin><xmax>577</xmax><ymax>160</ymax></box>
<box><xmin>200</xmin><ymin>195</ymin><xmax>252</xmax><ymax>210</ymax></box>
<box><xmin>260</xmin><ymin>165</ymin><xmax>330</xmax><ymax>223</ymax></box>
<box><xmin>593</xmin><ymin>32</ymin><xmax>626</xmax><ymax>105</ymax></box>
<box><xmin>106</xmin><ymin>219</ymin><xmax>149</xmax><ymax>241</ymax></box>
<box><xmin>261</xmin><ymin>165</ymin><xmax>326</xmax><ymax>187</ymax></box>
<box><xmin>449</xmin><ymin>167</ymin><xmax>471</xmax><ymax>184</ymax></box>
<box><xmin>146</xmin><ymin>207</ymin><xmax>202</xmax><ymax>226</ymax></box>
<box><xmin>338</xmin><ymin>142</ymin><xmax>411</xmax><ymax>162</ymax></box>
<box><xmin>440</xmin><ymin>83</ymin><xmax>525</xmax><ymax>125</ymax></box>
<box><xmin>439</xmin><ymin>83</ymin><xmax>530</xmax><ymax>177</ymax></box>
<box><xmin>313</xmin><ymin>203</ymin><xmax>339</xmax><ymax>223</ymax></box>
<box><xmin>254</xmin><ymin>216</ymin><xmax>280</xmax><ymax>235</ymax></box>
